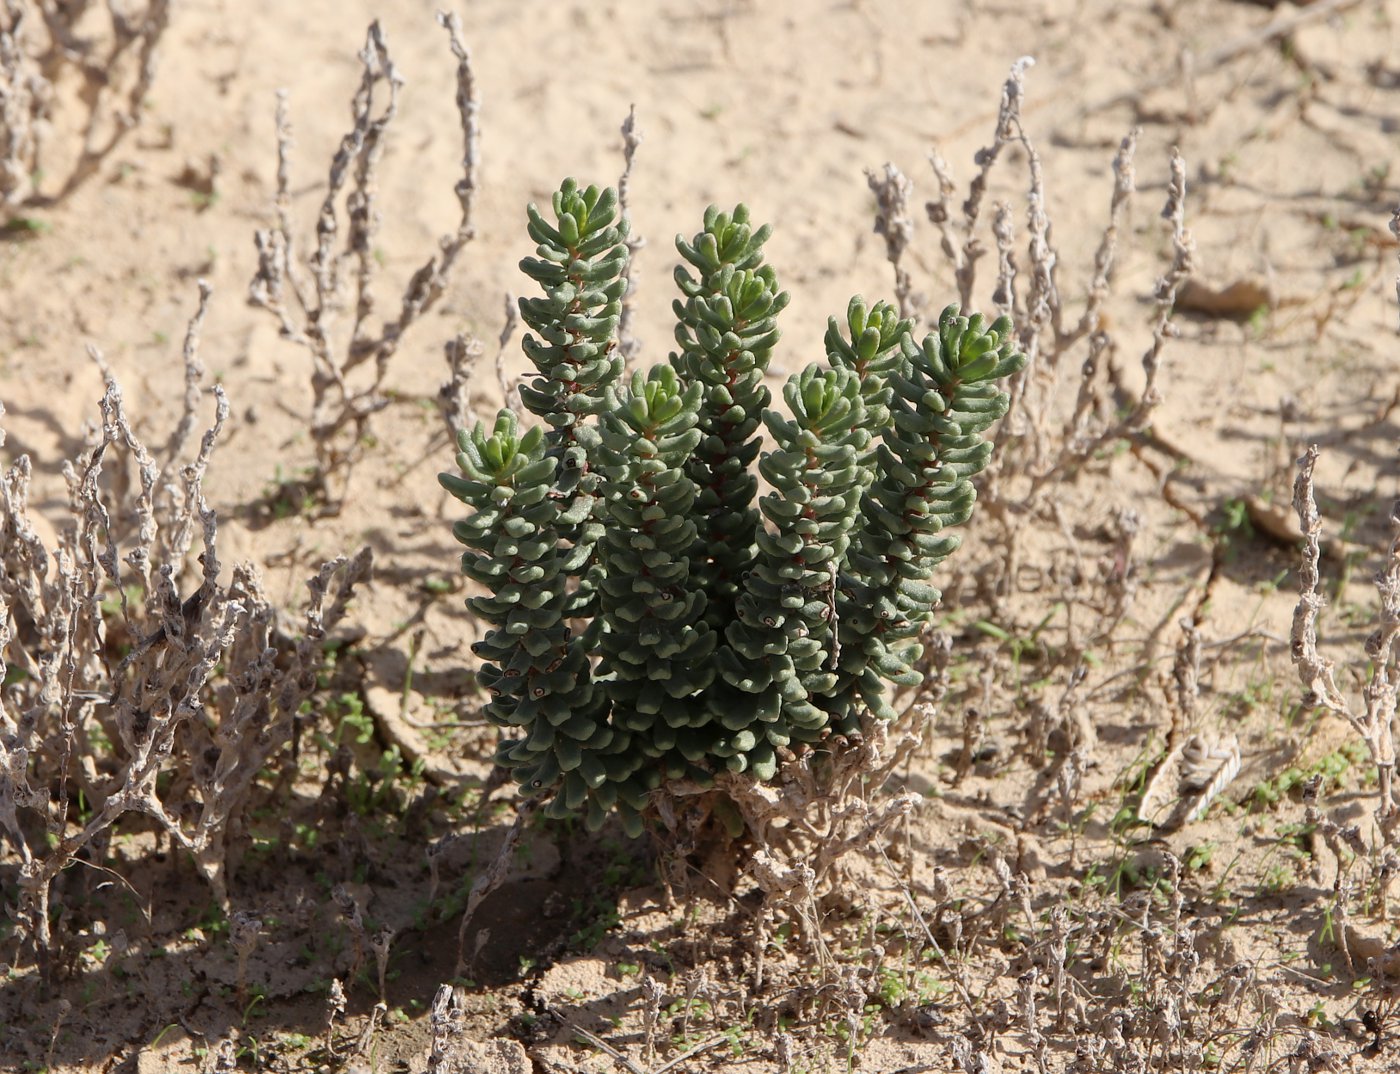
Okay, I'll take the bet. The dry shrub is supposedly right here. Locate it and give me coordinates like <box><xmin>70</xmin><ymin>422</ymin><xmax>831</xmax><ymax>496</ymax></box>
<box><xmin>640</xmin><ymin>707</ymin><xmax>929</xmax><ymax>978</ymax></box>
<box><xmin>0</xmin><ymin>0</ymin><xmax>168</xmax><ymax>218</ymax></box>
<box><xmin>0</xmin><ymin>285</ymin><xmax>371</xmax><ymax>983</ymax></box>
<box><xmin>917</xmin><ymin>61</ymin><xmax>1195</xmax><ymax>643</ymax></box>
<box><xmin>856</xmin><ymin>59</ymin><xmax>1207</xmax><ymax>830</ymax></box>
<box><xmin>1289</xmin><ymin>441</ymin><xmax>1400</xmax><ymax>993</ymax></box>
<box><xmin>247</xmin><ymin>15</ymin><xmax>479</xmax><ymax>511</ymax></box>
<box><xmin>867</xmin><ymin>62</ymin><xmax>1195</xmax><ymax>630</ymax></box>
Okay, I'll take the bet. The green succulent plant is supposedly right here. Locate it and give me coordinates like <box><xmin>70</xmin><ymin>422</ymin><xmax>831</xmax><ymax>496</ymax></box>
<box><xmin>824</xmin><ymin>309</ymin><xmax>1025</xmax><ymax>730</ymax></box>
<box><xmin>441</xmin><ymin>179</ymin><xmax>1025</xmax><ymax>832</ymax></box>
<box><xmin>439</xmin><ymin>412</ymin><xmax>612</xmax><ymax>820</ymax></box>
<box><xmin>670</xmin><ymin>206</ymin><xmax>789</xmax><ymax>631</ymax></box>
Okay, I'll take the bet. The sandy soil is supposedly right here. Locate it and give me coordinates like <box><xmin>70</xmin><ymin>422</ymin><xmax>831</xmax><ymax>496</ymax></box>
<box><xmin>5</xmin><ymin>0</ymin><xmax>1400</xmax><ymax>1071</ymax></box>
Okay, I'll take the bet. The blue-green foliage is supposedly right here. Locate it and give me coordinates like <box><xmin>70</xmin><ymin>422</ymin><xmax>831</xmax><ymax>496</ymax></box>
<box><xmin>441</xmin><ymin>180</ymin><xmax>1025</xmax><ymax>831</ymax></box>
<box><xmin>671</xmin><ymin>206</ymin><xmax>790</xmax><ymax>631</ymax></box>
<box><xmin>715</xmin><ymin>365</ymin><xmax>870</xmax><ymax>780</ymax></box>
<box><xmin>596</xmin><ymin>369</ymin><xmax>717</xmax><ymax>754</ymax></box>
<box><xmin>439</xmin><ymin>413</ymin><xmax>612</xmax><ymax>821</ymax></box>
<box><xmin>823</xmin><ymin>309</ymin><xmax>1024</xmax><ymax>729</ymax></box>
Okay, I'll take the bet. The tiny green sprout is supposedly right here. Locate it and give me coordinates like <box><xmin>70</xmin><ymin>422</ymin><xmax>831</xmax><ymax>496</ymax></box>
<box><xmin>1184</xmin><ymin>842</ymin><xmax>1215</xmax><ymax>872</ymax></box>
<box><xmin>421</xmin><ymin>576</ymin><xmax>455</xmax><ymax>594</ymax></box>
<box><xmin>1</xmin><ymin>215</ymin><xmax>50</xmax><ymax>237</ymax></box>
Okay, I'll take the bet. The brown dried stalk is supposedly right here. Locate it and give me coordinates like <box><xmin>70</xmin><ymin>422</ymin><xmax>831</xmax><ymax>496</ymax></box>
<box><xmin>1021</xmin><ymin>146</ymin><xmax>1193</xmax><ymax>497</ymax></box>
<box><xmin>924</xmin><ymin>65</ymin><xmax>1161</xmax><ymax>474</ymax></box>
<box><xmin>617</xmin><ymin>105</ymin><xmax>644</xmax><ymax>364</ymax></box>
<box><xmin>439</xmin><ymin>295</ymin><xmax>521</xmax><ymax>440</ymax></box>
<box><xmin>1291</xmin><ymin>445</ymin><xmax>1400</xmax><ymax>838</ymax></box>
<box><xmin>990</xmin><ymin>200</ymin><xmax>1017</xmax><ymax>320</ymax></box>
<box><xmin>866</xmin><ymin>162</ymin><xmax>918</xmax><ymax>319</ymax></box>
<box><xmin>248</xmin><ymin>17</ymin><xmax>479</xmax><ymax>510</ymax></box>
<box><xmin>709</xmin><ymin>716</ymin><xmax>931</xmax><ymax>964</ymax></box>
<box><xmin>0</xmin><ymin>0</ymin><xmax>48</xmax><ymax>211</ymax></box>
<box><xmin>1073</xmin><ymin>129</ymin><xmax>1139</xmax><ymax>344</ymax></box>
<box><xmin>495</xmin><ymin>292</ymin><xmax>522</xmax><ymax>415</ymax></box>
<box><xmin>650</xmin><ymin>711</ymin><xmax>930</xmax><ymax>981</ymax></box>
<box><xmin>719</xmin><ymin>708</ymin><xmax>928</xmax><ymax>897</ymax></box>
<box><xmin>163</xmin><ymin>279</ymin><xmax>214</xmax><ymax>468</ymax></box>
<box><xmin>162</xmin><ymin>545</ymin><xmax>372</xmax><ymax>910</ymax></box>
<box><xmin>325</xmin><ymin>978</ymin><xmax>348</xmax><ymax>1059</ymax></box>
<box><xmin>0</xmin><ymin>0</ymin><xmax>169</xmax><ymax>216</ymax></box>
<box><xmin>440</xmin><ymin>332</ymin><xmax>484</xmax><ymax>438</ymax></box>
<box><xmin>926</xmin><ymin>56</ymin><xmax>1040</xmax><ymax>315</ymax></box>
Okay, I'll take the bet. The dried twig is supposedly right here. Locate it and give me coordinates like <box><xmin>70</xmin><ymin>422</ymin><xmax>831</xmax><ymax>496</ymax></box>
<box><xmin>654</xmin><ymin>709</ymin><xmax>931</xmax><ymax>981</ymax></box>
<box><xmin>1</xmin><ymin>0</ymin><xmax>169</xmax><ymax>216</ymax></box>
<box><xmin>248</xmin><ymin>18</ymin><xmax>480</xmax><ymax>510</ymax></box>
<box><xmin>1291</xmin><ymin>446</ymin><xmax>1400</xmax><ymax>838</ymax></box>
<box><xmin>867</xmin><ymin>162</ymin><xmax>918</xmax><ymax>319</ymax></box>
<box><xmin>1072</xmin><ymin>129</ymin><xmax>1139</xmax><ymax>344</ymax></box>
<box><xmin>440</xmin><ymin>332</ymin><xmax>485</xmax><ymax>437</ymax></box>
<box><xmin>495</xmin><ymin>292</ymin><xmax>522</xmax><ymax>415</ymax></box>
<box><xmin>617</xmin><ymin>105</ymin><xmax>644</xmax><ymax>364</ymax></box>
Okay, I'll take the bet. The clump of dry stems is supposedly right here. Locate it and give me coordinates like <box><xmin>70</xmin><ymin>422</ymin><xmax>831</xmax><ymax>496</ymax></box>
<box><xmin>0</xmin><ymin>0</ymin><xmax>168</xmax><ymax>218</ymax></box>
<box><xmin>247</xmin><ymin>15</ymin><xmax>479</xmax><ymax>511</ymax></box>
<box><xmin>0</xmin><ymin>285</ymin><xmax>371</xmax><ymax>984</ymax></box>
<box><xmin>858</xmin><ymin>55</ymin><xmax>1204</xmax><ymax>826</ymax></box>
<box><xmin>920</xmin><ymin>60</ymin><xmax>1195</xmax><ymax>635</ymax></box>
